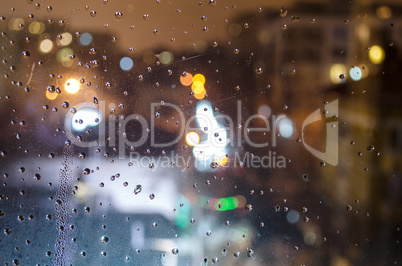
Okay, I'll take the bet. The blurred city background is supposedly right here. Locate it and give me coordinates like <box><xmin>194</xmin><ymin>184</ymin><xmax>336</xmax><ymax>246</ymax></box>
<box><xmin>0</xmin><ymin>0</ymin><xmax>401</xmax><ymax>265</ymax></box>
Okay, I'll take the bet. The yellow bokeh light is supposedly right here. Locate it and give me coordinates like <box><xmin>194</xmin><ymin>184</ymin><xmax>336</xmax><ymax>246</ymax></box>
<box><xmin>39</xmin><ymin>39</ymin><xmax>53</xmax><ymax>54</ymax></box>
<box><xmin>9</xmin><ymin>18</ymin><xmax>25</xmax><ymax>31</ymax></box>
<box><xmin>65</xmin><ymin>79</ymin><xmax>80</xmax><ymax>94</ymax></box>
<box><xmin>29</xmin><ymin>22</ymin><xmax>45</xmax><ymax>34</ymax></box>
<box><xmin>57</xmin><ymin>47</ymin><xmax>74</xmax><ymax>67</ymax></box>
<box><xmin>369</xmin><ymin>45</ymin><xmax>385</xmax><ymax>64</ymax></box>
<box><xmin>194</xmin><ymin>88</ymin><xmax>206</xmax><ymax>100</ymax></box>
<box><xmin>329</xmin><ymin>63</ymin><xmax>347</xmax><ymax>84</ymax></box>
<box><xmin>180</xmin><ymin>73</ymin><xmax>193</xmax><ymax>86</ymax></box>
<box><xmin>186</xmin><ymin>132</ymin><xmax>200</xmax><ymax>146</ymax></box>
<box><xmin>214</xmin><ymin>152</ymin><xmax>228</xmax><ymax>166</ymax></box>
<box><xmin>46</xmin><ymin>90</ymin><xmax>58</xmax><ymax>100</ymax></box>
<box><xmin>377</xmin><ymin>6</ymin><xmax>392</xmax><ymax>20</ymax></box>
<box><xmin>229</xmin><ymin>23</ymin><xmax>242</xmax><ymax>37</ymax></box>
<box><xmin>160</xmin><ymin>51</ymin><xmax>174</xmax><ymax>65</ymax></box>
<box><xmin>192</xmin><ymin>74</ymin><xmax>206</xmax><ymax>85</ymax></box>
<box><xmin>59</xmin><ymin>32</ymin><xmax>73</xmax><ymax>46</ymax></box>
<box><xmin>191</xmin><ymin>81</ymin><xmax>204</xmax><ymax>94</ymax></box>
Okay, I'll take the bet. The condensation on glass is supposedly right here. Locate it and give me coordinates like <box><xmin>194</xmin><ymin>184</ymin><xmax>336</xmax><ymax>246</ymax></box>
<box><xmin>0</xmin><ymin>1</ymin><xmax>401</xmax><ymax>265</ymax></box>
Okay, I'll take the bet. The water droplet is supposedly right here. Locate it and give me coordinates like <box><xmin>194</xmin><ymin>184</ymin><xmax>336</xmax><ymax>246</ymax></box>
<box><xmin>172</xmin><ymin>248</ymin><xmax>179</xmax><ymax>255</ymax></box>
<box><xmin>100</xmin><ymin>236</ymin><xmax>109</xmax><ymax>243</ymax></box>
<box><xmin>90</xmin><ymin>10</ymin><xmax>96</xmax><ymax>17</ymax></box>
<box><xmin>210</xmin><ymin>162</ymin><xmax>218</xmax><ymax>169</ymax></box>
<box><xmin>83</xmin><ymin>168</ymin><xmax>90</xmax><ymax>175</ymax></box>
<box><xmin>280</xmin><ymin>7</ymin><xmax>287</xmax><ymax>17</ymax></box>
<box><xmin>34</xmin><ymin>173</ymin><xmax>41</xmax><ymax>181</ymax></box>
<box><xmin>115</xmin><ymin>11</ymin><xmax>123</xmax><ymax>19</ymax></box>
<box><xmin>245</xmin><ymin>204</ymin><xmax>253</xmax><ymax>211</ymax></box>
<box><xmin>134</xmin><ymin>184</ymin><xmax>142</xmax><ymax>194</ymax></box>
<box><xmin>22</xmin><ymin>51</ymin><xmax>30</xmax><ymax>57</ymax></box>
<box><xmin>282</xmin><ymin>105</ymin><xmax>288</xmax><ymax>110</ymax></box>
<box><xmin>339</xmin><ymin>74</ymin><xmax>346</xmax><ymax>79</ymax></box>
<box><xmin>280</xmin><ymin>24</ymin><xmax>287</xmax><ymax>30</ymax></box>
<box><xmin>233</xmin><ymin>48</ymin><xmax>239</xmax><ymax>54</ymax></box>
<box><xmin>208</xmin><ymin>0</ymin><xmax>217</xmax><ymax>7</ymax></box>
<box><xmin>149</xmin><ymin>193</ymin><xmax>155</xmax><ymax>200</ymax></box>
<box><xmin>367</xmin><ymin>145</ymin><xmax>375</xmax><ymax>152</ymax></box>
<box><xmin>255</xmin><ymin>67</ymin><xmax>263</xmax><ymax>74</ymax></box>
<box><xmin>152</xmin><ymin>222</ymin><xmax>157</xmax><ymax>228</ymax></box>
<box><xmin>84</xmin><ymin>206</ymin><xmax>90</xmax><ymax>213</ymax></box>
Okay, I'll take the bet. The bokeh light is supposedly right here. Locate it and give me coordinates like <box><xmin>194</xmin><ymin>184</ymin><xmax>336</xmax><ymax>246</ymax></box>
<box><xmin>28</xmin><ymin>22</ymin><xmax>45</xmax><ymax>34</ymax></box>
<box><xmin>369</xmin><ymin>45</ymin><xmax>385</xmax><ymax>64</ymax></box>
<box><xmin>191</xmin><ymin>81</ymin><xmax>204</xmax><ymax>94</ymax></box>
<box><xmin>57</xmin><ymin>47</ymin><xmax>74</xmax><ymax>67</ymax></box>
<box><xmin>194</xmin><ymin>88</ymin><xmax>206</xmax><ymax>100</ymax></box>
<box><xmin>45</xmin><ymin>90</ymin><xmax>58</xmax><ymax>100</ymax></box>
<box><xmin>39</xmin><ymin>39</ymin><xmax>53</xmax><ymax>53</ymax></box>
<box><xmin>229</xmin><ymin>23</ymin><xmax>242</xmax><ymax>36</ymax></box>
<box><xmin>330</xmin><ymin>63</ymin><xmax>347</xmax><ymax>84</ymax></box>
<box><xmin>59</xmin><ymin>32</ymin><xmax>73</xmax><ymax>46</ymax></box>
<box><xmin>185</xmin><ymin>132</ymin><xmax>200</xmax><ymax>146</ymax></box>
<box><xmin>349</xmin><ymin>66</ymin><xmax>362</xmax><ymax>81</ymax></box>
<box><xmin>192</xmin><ymin>74</ymin><xmax>206</xmax><ymax>85</ymax></box>
<box><xmin>258</xmin><ymin>105</ymin><xmax>271</xmax><ymax>118</ymax></box>
<box><xmin>65</xmin><ymin>79</ymin><xmax>80</xmax><ymax>94</ymax></box>
<box><xmin>160</xmin><ymin>51</ymin><xmax>174</xmax><ymax>65</ymax></box>
<box><xmin>8</xmin><ymin>18</ymin><xmax>25</xmax><ymax>31</ymax></box>
<box><xmin>214</xmin><ymin>152</ymin><xmax>228</xmax><ymax>166</ymax></box>
<box><xmin>72</xmin><ymin>109</ymin><xmax>100</xmax><ymax>131</ymax></box>
<box><xmin>120</xmin><ymin>57</ymin><xmax>134</xmax><ymax>71</ymax></box>
<box><xmin>278</xmin><ymin>118</ymin><xmax>293</xmax><ymax>138</ymax></box>
<box><xmin>214</xmin><ymin>197</ymin><xmax>239</xmax><ymax>211</ymax></box>
<box><xmin>376</xmin><ymin>6</ymin><xmax>392</xmax><ymax>19</ymax></box>
<box><xmin>79</xmin><ymin>32</ymin><xmax>93</xmax><ymax>46</ymax></box>
<box><xmin>180</xmin><ymin>73</ymin><xmax>193</xmax><ymax>86</ymax></box>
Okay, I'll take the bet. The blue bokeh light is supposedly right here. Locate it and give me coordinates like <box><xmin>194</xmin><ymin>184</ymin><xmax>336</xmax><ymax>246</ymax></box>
<box><xmin>120</xmin><ymin>57</ymin><xmax>134</xmax><ymax>71</ymax></box>
<box><xmin>79</xmin><ymin>32</ymin><xmax>93</xmax><ymax>46</ymax></box>
<box><xmin>349</xmin><ymin>66</ymin><xmax>362</xmax><ymax>81</ymax></box>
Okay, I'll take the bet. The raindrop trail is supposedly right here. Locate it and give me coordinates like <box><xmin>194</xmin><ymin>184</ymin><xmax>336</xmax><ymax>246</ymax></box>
<box><xmin>53</xmin><ymin>145</ymin><xmax>77</xmax><ymax>265</ymax></box>
<box><xmin>26</xmin><ymin>62</ymin><xmax>36</xmax><ymax>86</ymax></box>
<box><xmin>143</xmin><ymin>49</ymin><xmax>220</xmax><ymax>75</ymax></box>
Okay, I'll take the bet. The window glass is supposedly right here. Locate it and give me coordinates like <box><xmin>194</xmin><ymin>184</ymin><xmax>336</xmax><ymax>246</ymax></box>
<box><xmin>0</xmin><ymin>1</ymin><xmax>401</xmax><ymax>265</ymax></box>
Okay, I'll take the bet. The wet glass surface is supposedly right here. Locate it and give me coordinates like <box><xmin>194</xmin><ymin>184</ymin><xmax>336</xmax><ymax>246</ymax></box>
<box><xmin>0</xmin><ymin>1</ymin><xmax>401</xmax><ymax>265</ymax></box>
